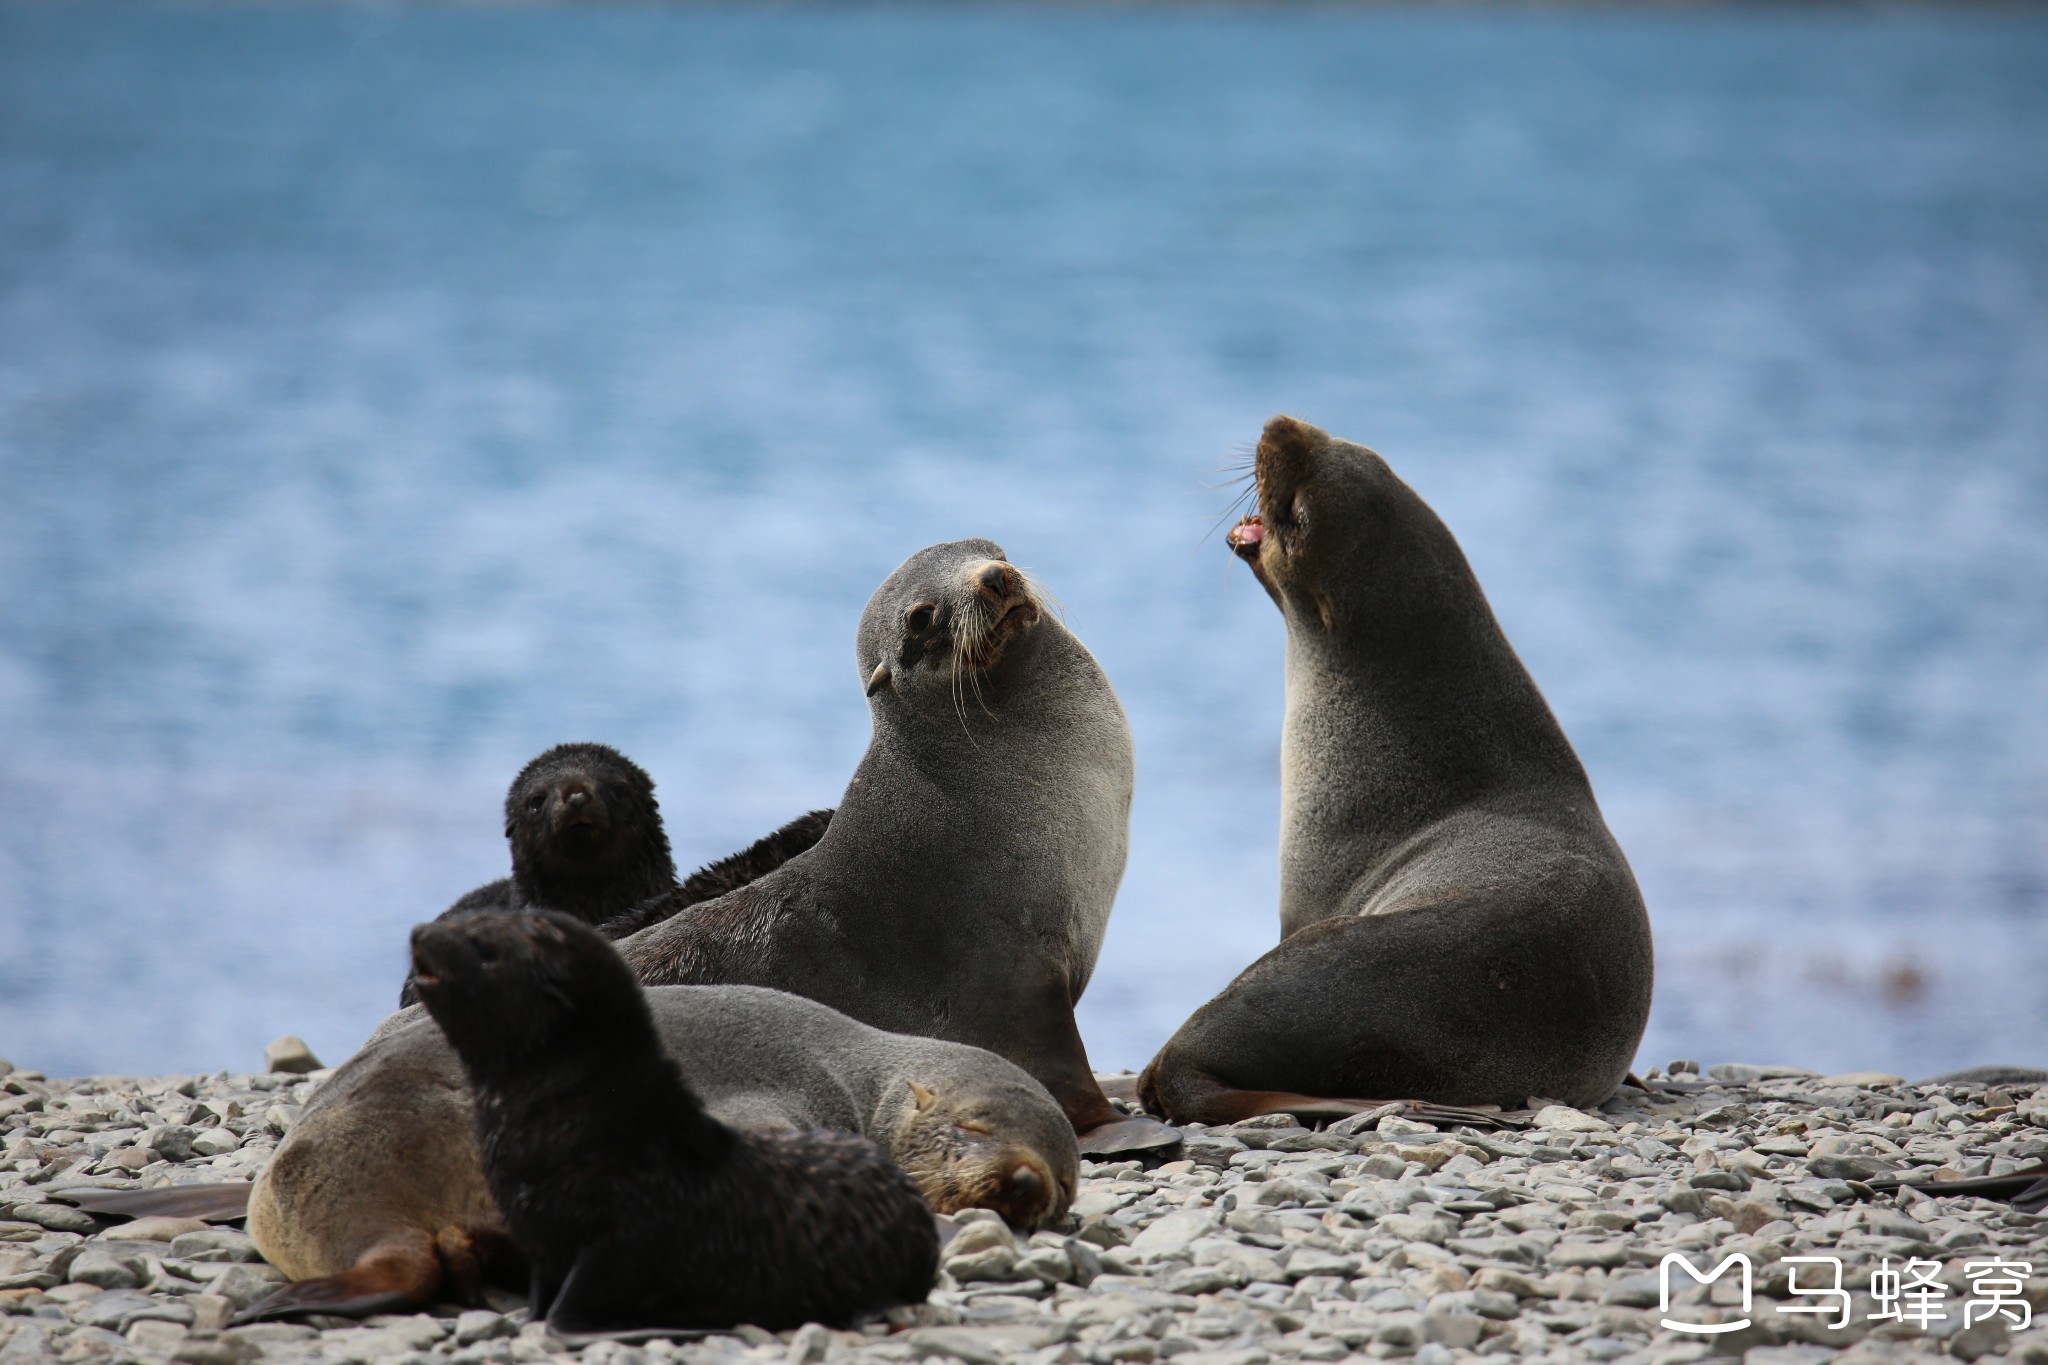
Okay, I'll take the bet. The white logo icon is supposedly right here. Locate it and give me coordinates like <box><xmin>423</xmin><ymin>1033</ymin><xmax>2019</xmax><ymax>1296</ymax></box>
<box><xmin>1660</xmin><ymin>1252</ymin><xmax>1752</xmax><ymax>1334</ymax></box>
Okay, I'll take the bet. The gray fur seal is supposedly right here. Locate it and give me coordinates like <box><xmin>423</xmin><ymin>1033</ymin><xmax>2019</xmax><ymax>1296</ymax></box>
<box><xmin>616</xmin><ymin>539</ymin><xmax>1175</xmax><ymax>1154</ymax></box>
<box><xmin>411</xmin><ymin>912</ymin><xmax>938</xmax><ymax>1337</ymax></box>
<box><xmin>1140</xmin><ymin>416</ymin><xmax>1654</xmax><ymax>1123</ymax></box>
<box><xmin>244</xmin><ymin>980</ymin><xmax>1075</xmax><ymax>1320</ymax></box>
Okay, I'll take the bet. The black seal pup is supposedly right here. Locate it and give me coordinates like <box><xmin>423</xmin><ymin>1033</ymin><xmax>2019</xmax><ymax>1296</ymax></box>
<box><xmin>398</xmin><ymin>742</ymin><xmax>830</xmax><ymax>1004</ymax></box>
<box><xmin>408</xmin><ymin>912</ymin><xmax>937</xmax><ymax>1338</ymax></box>
<box><xmin>1140</xmin><ymin>417</ymin><xmax>1655</xmax><ymax>1124</ymax></box>
<box><xmin>615</xmin><ymin>540</ymin><xmax>1173</xmax><ymax>1154</ymax></box>
<box><xmin>244</xmin><ymin>973</ymin><xmax>1072</xmax><ymax>1322</ymax></box>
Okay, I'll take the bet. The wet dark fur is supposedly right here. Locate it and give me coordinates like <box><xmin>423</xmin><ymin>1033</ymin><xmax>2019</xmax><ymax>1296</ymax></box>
<box><xmin>411</xmin><ymin>913</ymin><xmax>937</xmax><ymax>1335</ymax></box>
<box><xmin>598</xmin><ymin>810</ymin><xmax>834</xmax><ymax>938</ymax></box>
<box><xmin>400</xmin><ymin>744</ymin><xmax>829</xmax><ymax>1006</ymax></box>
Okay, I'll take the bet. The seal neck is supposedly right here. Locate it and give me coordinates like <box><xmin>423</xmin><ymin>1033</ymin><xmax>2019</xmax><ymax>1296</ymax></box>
<box><xmin>810</xmin><ymin>620</ymin><xmax>1131</xmax><ymax>921</ymax></box>
<box><xmin>515</xmin><ymin>847</ymin><xmax>678</xmax><ymax>925</ymax></box>
<box><xmin>1275</xmin><ymin>570</ymin><xmax>1592</xmax><ymax>933</ymax></box>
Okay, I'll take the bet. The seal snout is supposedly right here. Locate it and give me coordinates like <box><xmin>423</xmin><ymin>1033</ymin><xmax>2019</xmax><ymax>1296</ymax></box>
<box><xmin>969</xmin><ymin>559</ymin><xmax>1040</xmax><ymax>637</ymax></box>
<box><xmin>978</xmin><ymin>1150</ymin><xmax>1066</xmax><ymax>1229</ymax></box>
<box><xmin>1227</xmin><ymin>514</ymin><xmax>1265</xmax><ymax>560</ymax></box>
<box><xmin>549</xmin><ymin>777</ymin><xmax>610</xmax><ymax>838</ymax></box>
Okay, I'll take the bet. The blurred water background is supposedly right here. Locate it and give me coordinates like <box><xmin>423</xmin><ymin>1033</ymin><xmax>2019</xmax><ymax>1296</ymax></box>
<box><xmin>3</xmin><ymin>4</ymin><xmax>2045</xmax><ymax>1082</ymax></box>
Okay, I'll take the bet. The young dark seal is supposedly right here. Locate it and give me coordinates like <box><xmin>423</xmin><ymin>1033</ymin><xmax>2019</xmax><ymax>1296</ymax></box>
<box><xmin>1139</xmin><ymin>417</ymin><xmax>1655</xmax><ymax>1125</ymax></box>
<box><xmin>398</xmin><ymin>742</ymin><xmax>831</xmax><ymax>1004</ymax></box>
<box><xmin>243</xmin><ymin>976</ymin><xmax>1071</xmax><ymax>1323</ymax></box>
<box><xmin>410</xmin><ymin>911</ymin><xmax>939</xmax><ymax>1337</ymax></box>
<box><xmin>613</xmin><ymin>540</ymin><xmax>1175</xmax><ymax>1155</ymax></box>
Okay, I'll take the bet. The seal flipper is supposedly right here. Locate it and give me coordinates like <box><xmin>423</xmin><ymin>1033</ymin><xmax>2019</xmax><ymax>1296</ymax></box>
<box><xmin>1076</xmin><ymin>1115</ymin><xmax>1181</xmax><ymax>1157</ymax></box>
<box><xmin>54</xmin><ymin>1182</ymin><xmax>251</xmax><ymax>1224</ymax></box>
<box><xmin>997</xmin><ymin>965</ymin><xmax>1127</xmax><ymax>1138</ymax></box>
<box><xmin>234</xmin><ymin>1230</ymin><xmax>444</xmax><ymax>1324</ymax></box>
<box><xmin>1136</xmin><ymin>1064</ymin><xmax>1410</xmax><ymax>1127</ymax></box>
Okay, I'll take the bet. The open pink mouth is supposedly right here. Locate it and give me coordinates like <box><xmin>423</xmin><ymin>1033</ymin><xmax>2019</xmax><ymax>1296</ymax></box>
<box><xmin>1227</xmin><ymin>515</ymin><xmax>1265</xmax><ymax>556</ymax></box>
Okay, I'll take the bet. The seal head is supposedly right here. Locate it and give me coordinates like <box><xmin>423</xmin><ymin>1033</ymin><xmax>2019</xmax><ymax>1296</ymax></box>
<box><xmin>857</xmin><ymin>538</ymin><xmax>1044</xmax><ymax>709</ymax></box>
<box><xmin>498</xmin><ymin>743</ymin><xmax>674</xmax><ymax>922</ymax></box>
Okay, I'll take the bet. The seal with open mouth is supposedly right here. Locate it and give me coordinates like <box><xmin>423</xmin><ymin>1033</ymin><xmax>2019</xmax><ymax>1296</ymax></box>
<box><xmin>244</xmin><ymin>918</ymin><xmax>1070</xmax><ymax>1322</ymax></box>
<box><xmin>1139</xmin><ymin>417</ymin><xmax>1654</xmax><ymax>1124</ymax></box>
<box><xmin>410</xmin><ymin>912</ymin><xmax>938</xmax><ymax>1338</ymax></box>
<box><xmin>615</xmin><ymin>539</ymin><xmax>1173</xmax><ymax>1155</ymax></box>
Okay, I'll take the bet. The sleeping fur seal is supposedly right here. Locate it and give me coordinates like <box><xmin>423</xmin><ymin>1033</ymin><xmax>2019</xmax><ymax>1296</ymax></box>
<box><xmin>244</xmin><ymin>971</ymin><xmax>1073</xmax><ymax>1320</ymax></box>
<box><xmin>616</xmin><ymin>539</ymin><xmax>1174</xmax><ymax>1154</ymax></box>
<box><xmin>1139</xmin><ymin>417</ymin><xmax>1654</xmax><ymax>1124</ymax></box>
<box><xmin>413</xmin><ymin>912</ymin><xmax>938</xmax><ymax>1337</ymax></box>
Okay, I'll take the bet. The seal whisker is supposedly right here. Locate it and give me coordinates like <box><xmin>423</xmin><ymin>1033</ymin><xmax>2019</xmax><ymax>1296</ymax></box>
<box><xmin>948</xmin><ymin>631</ymin><xmax>984</xmax><ymax>747</ymax></box>
<box><xmin>1200</xmin><ymin>478</ymin><xmax>1262</xmax><ymax>547</ymax></box>
<box><xmin>1014</xmin><ymin>567</ymin><xmax>1063</xmax><ymax>623</ymax></box>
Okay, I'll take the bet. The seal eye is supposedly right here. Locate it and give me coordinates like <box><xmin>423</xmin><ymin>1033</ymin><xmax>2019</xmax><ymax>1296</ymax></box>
<box><xmin>527</xmin><ymin>794</ymin><xmax>546</xmax><ymax>813</ymax></box>
<box><xmin>906</xmin><ymin>605</ymin><xmax>935</xmax><ymax>635</ymax></box>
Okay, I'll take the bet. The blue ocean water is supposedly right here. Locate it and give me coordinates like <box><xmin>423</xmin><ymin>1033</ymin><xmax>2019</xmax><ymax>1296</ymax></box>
<box><xmin>2</xmin><ymin>4</ymin><xmax>2044</xmax><ymax>1082</ymax></box>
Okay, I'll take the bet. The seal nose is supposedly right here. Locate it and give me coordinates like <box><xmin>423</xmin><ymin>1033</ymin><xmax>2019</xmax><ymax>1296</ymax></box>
<box><xmin>978</xmin><ymin>563</ymin><xmax>1011</xmax><ymax>599</ymax></box>
<box><xmin>1004</xmin><ymin>1162</ymin><xmax>1045</xmax><ymax>1216</ymax></box>
<box><xmin>565</xmin><ymin>788</ymin><xmax>589</xmax><ymax>811</ymax></box>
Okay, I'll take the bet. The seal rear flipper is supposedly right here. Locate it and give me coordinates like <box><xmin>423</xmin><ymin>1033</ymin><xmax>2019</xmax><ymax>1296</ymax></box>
<box><xmin>1139</xmin><ymin>1066</ymin><xmax>1402</xmax><ymax>1126</ymax></box>
<box><xmin>1077</xmin><ymin>1116</ymin><xmax>1181</xmax><ymax>1157</ymax></box>
<box><xmin>53</xmin><ymin>1183</ymin><xmax>252</xmax><ymax>1223</ymax></box>
<box><xmin>232</xmin><ymin>1230</ymin><xmax>444</xmax><ymax>1324</ymax></box>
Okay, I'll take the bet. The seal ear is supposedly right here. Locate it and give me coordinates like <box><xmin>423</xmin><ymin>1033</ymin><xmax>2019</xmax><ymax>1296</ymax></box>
<box><xmin>909</xmin><ymin>1081</ymin><xmax>938</xmax><ymax>1112</ymax></box>
<box><xmin>865</xmin><ymin>662</ymin><xmax>892</xmax><ymax>697</ymax></box>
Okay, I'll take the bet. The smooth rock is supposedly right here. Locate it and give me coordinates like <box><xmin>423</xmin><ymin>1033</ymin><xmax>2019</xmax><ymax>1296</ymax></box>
<box><xmin>188</xmin><ymin>1129</ymin><xmax>240</xmax><ymax>1158</ymax></box>
<box><xmin>1128</xmin><ymin>1209</ymin><xmax>1216</xmax><ymax>1258</ymax></box>
<box><xmin>262</xmin><ymin>1037</ymin><xmax>323</xmax><ymax>1075</ymax></box>
<box><xmin>1550</xmin><ymin>1241</ymin><xmax>1630</xmax><ymax>1269</ymax></box>
<box><xmin>209</xmin><ymin>1262</ymin><xmax>288</xmax><ymax>1310</ymax></box>
<box><xmin>1817</xmin><ymin>1072</ymin><xmax>1904</xmax><ymax>1089</ymax></box>
<box><xmin>66</xmin><ymin>1249</ymin><xmax>143</xmax><ymax>1290</ymax></box>
<box><xmin>169</xmin><ymin>1229</ymin><xmax>259</xmax><ymax>1262</ymax></box>
<box><xmin>8</xmin><ymin>1202</ymin><xmax>97</xmax><ymax>1234</ymax></box>
<box><xmin>1532</xmin><ymin>1105</ymin><xmax>1611</xmax><ymax>1133</ymax></box>
<box><xmin>116</xmin><ymin>1216</ymin><xmax>209</xmax><ymax>1242</ymax></box>
<box><xmin>147</xmin><ymin>1126</ymin><xmax>200</xmax><ymax>1162</ymax></box>
<box><xmin>1705</xmin><ymin>1064</ymin><xmax>1819</xmax><ymax>1082</ymax></box>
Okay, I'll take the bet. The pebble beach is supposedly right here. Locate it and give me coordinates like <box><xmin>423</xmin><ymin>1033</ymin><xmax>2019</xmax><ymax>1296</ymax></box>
<box><xmin>4</xmin><ymin>1057</ymin><xmax>2046</xmax><ymax>1365</ymax></box>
